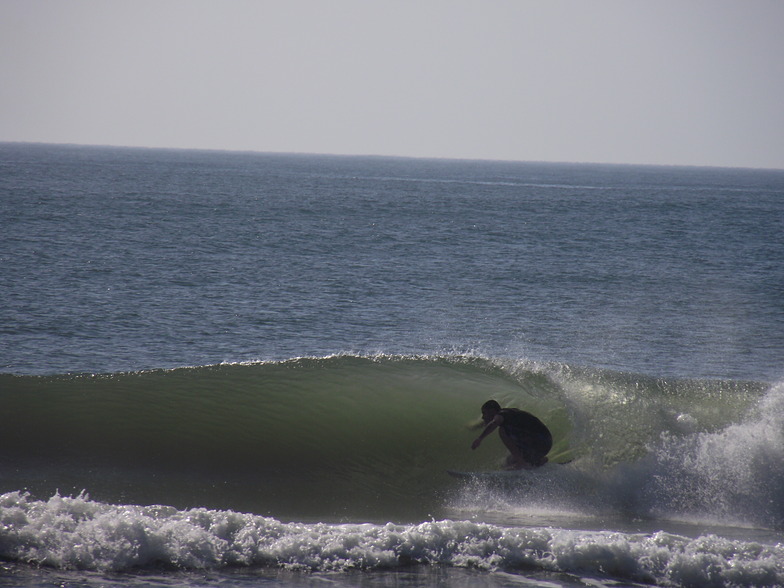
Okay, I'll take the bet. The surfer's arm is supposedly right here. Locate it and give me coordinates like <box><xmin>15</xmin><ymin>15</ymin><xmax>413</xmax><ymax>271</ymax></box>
<box><xmin>471</xmin><ymin>415</ymin><xmax>503</xmax><ymax>450</ymax></box>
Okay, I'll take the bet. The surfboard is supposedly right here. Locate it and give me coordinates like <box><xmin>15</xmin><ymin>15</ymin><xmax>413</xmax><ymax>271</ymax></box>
<box><xmin>448</xmin><ymin>452</ymin><xmax>574</xmax><ymax>482</ymax></box>
<box><xmin>447</xmin><ymin>458</ymin><xmax>572</xmax><ymax>482</ymax></box>
<box><xmin>446</xmin><ymin>469</ymin><xmax>533</xmax><ymax>482</ymax></box>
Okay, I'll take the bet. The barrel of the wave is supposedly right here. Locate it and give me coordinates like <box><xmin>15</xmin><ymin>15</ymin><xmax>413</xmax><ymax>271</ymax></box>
<box><xmin>0</xmin><ymin>355</ymin><xmax>575</xmax><ymax>520</ymax></box>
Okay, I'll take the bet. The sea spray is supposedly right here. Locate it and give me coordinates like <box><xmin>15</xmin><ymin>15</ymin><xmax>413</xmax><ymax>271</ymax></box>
<box><xmin>644</xmin><ymin>381</ymin><xmax>784</xmax><ymax>528</ymax></box>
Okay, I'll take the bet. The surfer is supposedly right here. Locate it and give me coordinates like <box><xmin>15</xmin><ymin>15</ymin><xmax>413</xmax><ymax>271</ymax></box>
<box><xmin>471</xmin><ymin>400</ymin><xmax>552</xmax><ymax>470</ymax></box>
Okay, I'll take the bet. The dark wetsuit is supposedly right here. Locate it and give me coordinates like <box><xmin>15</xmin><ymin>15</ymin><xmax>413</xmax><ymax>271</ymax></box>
<box><xmin>499</xmin><ymin>408</ymin><xmax>553</xmax><ymax>466</ymax></box>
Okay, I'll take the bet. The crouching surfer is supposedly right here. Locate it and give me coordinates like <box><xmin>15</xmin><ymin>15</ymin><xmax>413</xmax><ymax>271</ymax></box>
<box><xmin>471</xmin><ymin>400</ymin><xmax>552</xmax><ymax>470</ymax></box>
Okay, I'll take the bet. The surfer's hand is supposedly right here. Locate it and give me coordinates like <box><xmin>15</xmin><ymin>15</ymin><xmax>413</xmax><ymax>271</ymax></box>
<box><xmin>471</xmin><ymin>438</ymin><xmax>481</xmax><ymax>450</ymax></box>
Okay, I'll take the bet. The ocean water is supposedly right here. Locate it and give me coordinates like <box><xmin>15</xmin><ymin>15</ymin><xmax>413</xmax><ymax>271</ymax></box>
<box><xmin>1</xmin><ymin>142</ymin><xmax>783</xmax><ymax>587</ymax></box>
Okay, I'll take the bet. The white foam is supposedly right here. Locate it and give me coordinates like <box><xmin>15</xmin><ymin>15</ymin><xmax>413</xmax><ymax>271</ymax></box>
<box><xmin>1</xmin><ymin>491</ymin><xmax>783</xmax><ymax>586</ymax></box>
<box><xmin>639</xmin><ymin>381</ymin><xmax>784</xmax><ymax>527</ymax></box>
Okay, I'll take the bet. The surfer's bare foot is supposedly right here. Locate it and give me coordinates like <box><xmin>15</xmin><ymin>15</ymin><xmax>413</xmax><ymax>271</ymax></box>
<box><xmin>503</xmin><ymin>456</ymin><xmax>533</xmax><ymax>470</ymax></box>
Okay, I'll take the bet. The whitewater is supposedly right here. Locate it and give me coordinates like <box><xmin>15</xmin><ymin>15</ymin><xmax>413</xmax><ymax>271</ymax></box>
<box><xmin>1</xmin><ymin>143</ymin><xmax>783</xmax><ymax>587</ymax></box>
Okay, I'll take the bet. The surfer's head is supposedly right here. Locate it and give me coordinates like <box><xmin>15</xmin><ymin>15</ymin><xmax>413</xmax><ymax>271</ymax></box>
<box><xmin>481</xmin><ymin>399</ymin><xmax>501</xmax><ymax>423</ymax></box>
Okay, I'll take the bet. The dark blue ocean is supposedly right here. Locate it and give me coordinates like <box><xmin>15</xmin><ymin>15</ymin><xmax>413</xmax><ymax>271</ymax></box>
<box><xmin>2</xmin><ymin>143</ymin><xmax>784</xmax><ymax>587</ymax></box>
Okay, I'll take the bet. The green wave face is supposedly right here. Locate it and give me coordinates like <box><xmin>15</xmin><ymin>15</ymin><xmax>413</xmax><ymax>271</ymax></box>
<box><xmin>0</xmin><ymin>355</ymin><xmax>767</xmax><ymax>522</ymax></box>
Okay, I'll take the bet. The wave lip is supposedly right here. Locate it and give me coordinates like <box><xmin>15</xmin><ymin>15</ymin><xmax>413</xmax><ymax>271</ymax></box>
<box><xmin>2</xmin><ymin>491</ymin><xmax>783</xmax><ymax>587</ymax></box>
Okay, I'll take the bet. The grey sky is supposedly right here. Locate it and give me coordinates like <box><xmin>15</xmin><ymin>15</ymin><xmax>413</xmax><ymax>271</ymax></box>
<box><xmin>2</xmin><ymin>0</ymin><xmax>783</xmax><ymax>168</ymax></box>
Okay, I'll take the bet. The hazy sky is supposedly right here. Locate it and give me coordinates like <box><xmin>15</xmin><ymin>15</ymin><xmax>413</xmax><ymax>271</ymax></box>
<box><xmin>2</xmin><ymin>0</ymin><xmax>783</xmax><ymax>168</ymax></box>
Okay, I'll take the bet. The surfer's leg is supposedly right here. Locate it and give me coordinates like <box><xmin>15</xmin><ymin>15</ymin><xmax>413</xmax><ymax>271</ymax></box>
<box><xmin>502</xmin><ymin>430</ymin><xmax>552</xmax><ymax>469</ymax></box>
<box><xmin>499</xmin><ymin>429</ymin><xmax>533</xmax><ymax>470</ymax></box>
<box><xmin>520</xmin><ymin>435</ymin><xmax>551</xmax><ymax>468</ymax></box>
